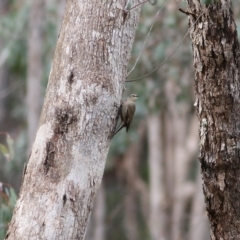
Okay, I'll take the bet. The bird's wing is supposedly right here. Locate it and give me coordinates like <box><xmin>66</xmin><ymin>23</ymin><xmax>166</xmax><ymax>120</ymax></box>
<box><xmin>126</xmin><ymin>103</ymin><xmax>135</xmax><ymax>132</ymax></box>
<box><xmin>121</xmin><ymin>102</ymin><xmax>127</xmax><ymax>122</ymax></box>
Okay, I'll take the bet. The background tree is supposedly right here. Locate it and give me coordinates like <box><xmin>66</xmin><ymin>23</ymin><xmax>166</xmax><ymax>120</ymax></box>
<box><xmin>186</xmin><ymin>0</ymin><xmax>240</xmax><ymax>239</ymax></box>
<box><xmin>27</xmin><ymin>0</ymin><xmax>45</xmax><ymax>152</ymax></box>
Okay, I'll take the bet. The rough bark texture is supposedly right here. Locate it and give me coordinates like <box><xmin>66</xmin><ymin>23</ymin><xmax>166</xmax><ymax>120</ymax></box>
<box><xmin>186</xmin><ymin>0</ymin><xmax>240</xmax><ymax>239</ymax></box>
<box><xmin>6</xmin><ymin>0</ymin><xmax>141</xmax><ymax>239</ymax></box>
<box><xmin>27</xmin><ymin>0</ymin><xmax>44</xmax><ymax>151</ymax></box>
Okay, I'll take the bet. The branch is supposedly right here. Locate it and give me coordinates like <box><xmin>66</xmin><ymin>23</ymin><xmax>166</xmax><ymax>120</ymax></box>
<box><xmin>127</xmin><ymin>0</ymin><xmax>170</xmax><ymax>77</ymax></box>
<box><xmin>126</xmin><ymin>6</ymin><xmax>210</xmax><ymax>82</ymax></box>
<box><xmin>178</xmin><ymin>8</ymin><xmax>196</xmax><ymax>17</ymax></box>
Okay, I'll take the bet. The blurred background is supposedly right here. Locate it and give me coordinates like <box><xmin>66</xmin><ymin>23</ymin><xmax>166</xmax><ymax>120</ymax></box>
<box><xmin>0</xmin><ymin>0</ymin><xmax>240</xmax><ymax>239</ymax></box>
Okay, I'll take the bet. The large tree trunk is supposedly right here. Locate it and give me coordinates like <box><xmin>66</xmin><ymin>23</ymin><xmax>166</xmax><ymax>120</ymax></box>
<box><xmin>5</xmin><ymin>1</ymin><xmax>141</xmax><ymax>239</ymax></box>
<box><xmin>186</xmin><ymin>0</ymin><xmax>240</xmax><ymax>239</ymax></box>
<box><xmin>27</xmin><ymin>0</ymin><xmax>45</xmax><ymax>151</ymax></box>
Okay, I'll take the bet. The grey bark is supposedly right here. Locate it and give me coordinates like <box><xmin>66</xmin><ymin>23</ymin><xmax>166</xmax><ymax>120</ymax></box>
<box><xmin>27</xmin><ymin>0</ymin><xmax>45</xmax><ymax>151</ymax></box>
<box><xmin>5</xmin><ymin>0</ymin><xmax>141</xmax><ymax>239</ymax></box>
<box><xmin>186</xmin><ymin>0</ymin><xmax>240</xmax><ymax>239</ymax></box>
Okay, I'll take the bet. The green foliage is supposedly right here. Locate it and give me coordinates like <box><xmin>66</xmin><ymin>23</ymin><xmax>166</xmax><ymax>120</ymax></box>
<box><xmin>0</xmin><ymin>183</ymin><xmax>17</xmax><ymax>240</ymax></box>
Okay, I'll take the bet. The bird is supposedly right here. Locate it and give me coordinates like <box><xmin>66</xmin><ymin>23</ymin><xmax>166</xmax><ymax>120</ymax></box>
<box><xmin>114</xmin><ymin>94</ymin><xmax>138</xmax><ymax>135</ymax></box>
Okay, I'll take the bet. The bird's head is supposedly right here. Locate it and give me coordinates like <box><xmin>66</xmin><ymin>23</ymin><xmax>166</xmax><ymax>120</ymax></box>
<box><xmin>129</xmin><ymin>94</ymin><xmax>139</xmax><ymax>101</ymax></box>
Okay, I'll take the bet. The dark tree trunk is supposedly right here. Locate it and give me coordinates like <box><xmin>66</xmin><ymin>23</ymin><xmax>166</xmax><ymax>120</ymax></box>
<box><xmin>186</xmin><ymin>0</ymin><xmax>240</xmax><ymax>239</ymax></box>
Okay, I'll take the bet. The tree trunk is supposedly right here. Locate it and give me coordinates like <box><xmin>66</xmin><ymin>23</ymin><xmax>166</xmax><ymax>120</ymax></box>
<box><xmin>116</xmin><ymin>123</ymin><xmax>148</xmax><ymax>240</ymax></box>
<box><xmin>147</xmin><ymin>114</ymin><xmax>165</xmax><ymax>240</ymax></box>
<box><xmin>27</xmin><ymin>0</ymin><xmax>45</xmax><ymax>152</ymax></box>
<box><xmin>188</xmin><ymin>165</ymin><xmax>210</xmax><ymax>240</ymax></box>
<box><xmin>92</xmin><ymin>184</ymin><xmax>106</xmax><ymax>240</ymax></box>
<box><xmin>5</xmin><ymin>1</ymin><xmax>141</xmax><ymax>239</ymax></box>
<box><xmin>186</xmin><ymin>0</ymin><xmax>240</xmax><ymax>239</ymax></box>
<box><xmin>0</xmin><ymin>0</ymin><xmax>9</xmax><ymax>125</ymax></box>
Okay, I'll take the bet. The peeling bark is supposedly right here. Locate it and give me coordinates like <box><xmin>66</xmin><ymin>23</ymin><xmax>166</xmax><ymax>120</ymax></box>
<box><xmin>186</xmin><ymin>0</ymin><xmax>240</xmax><ymax>239</ymax></box>
<box><xmin>5</xmin><ymin>1</ymin><xmax>141</xmax><ymax>239</ymax></box>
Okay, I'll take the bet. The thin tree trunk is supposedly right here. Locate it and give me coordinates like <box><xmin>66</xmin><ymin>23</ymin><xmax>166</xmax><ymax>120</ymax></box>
<box><xmin>93</xmin><ymin>184</ymin><xmax>106</xmax><ymax>240</ymax></box>
<box><xmin>124</xmin><ymin>193</ymin><xmax>139</xmax><ymax>240</ymax></box>
<box><xmin>5</xmin><ymin>1</ymin><xmax>141</xmax><ymax>239</ymax></box>
<box><xmin>165</xmin><ymin>79</ymin><xmax>199</xmax><ymax>240</ymax></box>
<box><xmin>186</xmin><ymin>0</ymin><xmax>240</xmax><ymax>239</ymax></box>
<box><xmin>147</xmin><ymin>114</ymin><xmax>165</xmax><ymax>240</ymax></box>
<box><xmin>188</xmin><ymin>165</ymin><xmax>210</xmax><ymax>240</ymax></box>
<box><xmin>0</xmin><ymin>0</ymin><xmax>9</xmax><ymax>125</ymax></box>
<box><xmin>27</xmin><ymin>0</ymin><xmax>45</xmax><ymax>151</ymax></box>
<box><xmin>116</xmin><ymin>123</ymin><xmax>148</xmax><ymax>240</ymax></box>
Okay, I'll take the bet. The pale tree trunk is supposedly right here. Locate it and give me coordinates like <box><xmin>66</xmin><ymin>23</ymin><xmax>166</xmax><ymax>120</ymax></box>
<box><xmin>5</xmin><ymin>1</ymin><xmax>141</xmax><ymax>239</ymax></box>
<box><xmin>0</xmin><ymin>59</ymin><xmax>8</xmax><ymax>125</ymax></box>
<box><xmin>164</xmin><ymin>99</ymin><xmax>175</xmax><ymax>240</ymax></box>
<box><xmin>0</xmin><ymin>0</ymin><xmax>9</xmax><ymax>125</ymax></box>
<box><xmin>146</xmin><ymin>80</ymin><xmax>165</xmax><ymax>240</ymax></box>
<box><xmin>165</xmin><ymin>79</ymin><xmax>198</xmax><ymax>240</ymax></box>
<box><xmin>188</xmin><ymin>166</ymin><xmax>210</xmax><ymax>240</ymax></box>
<box><xmin>147</xmin><ymin>114</ymin><xmax>165</xmax><ymax>240</ymax></box>
<box><xmin>92</xmin><ymin>184</ymin><xmax>106</xmax><ymax>240</ymax></box>
<box><xmin>27</xmin><ymin>0</ymin><xmax>45</xmax><ymax>151</ymax></box>
<box><xmin>116</xmin><ymin>123</ymin><xmax>148</xmax><ymax>240</ymax></box>
<box><xmin>124</xmin><ymin>193</ymin><xmax>139</xmax><ymax>240</ymax></box>
<box><xmin>186</xmin><ymin>0</ymin><xmax>240</xmax><ymax>239</ymax></box>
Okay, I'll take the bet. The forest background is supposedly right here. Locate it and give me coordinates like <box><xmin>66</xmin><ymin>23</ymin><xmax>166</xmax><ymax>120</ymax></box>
<box><xmin>0</xmin><ymin>0</ymin><xmax>240</xmax><ymax>240</ymax></box>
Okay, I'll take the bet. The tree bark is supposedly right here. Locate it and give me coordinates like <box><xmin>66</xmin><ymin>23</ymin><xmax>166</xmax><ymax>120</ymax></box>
<box><xmin>5</xmin><ymin>1</ymin><xmax>141</xmax><ymax>239</ymax></box>
<box><xmin>186</xmin><ymin>0</ymin><xmax>240</xmax><ymax>239</ymax></box>
<box><xmin>27</xmin><ymin>0</ymin><xmax>45</xmax><ymax>152</ymax></box>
